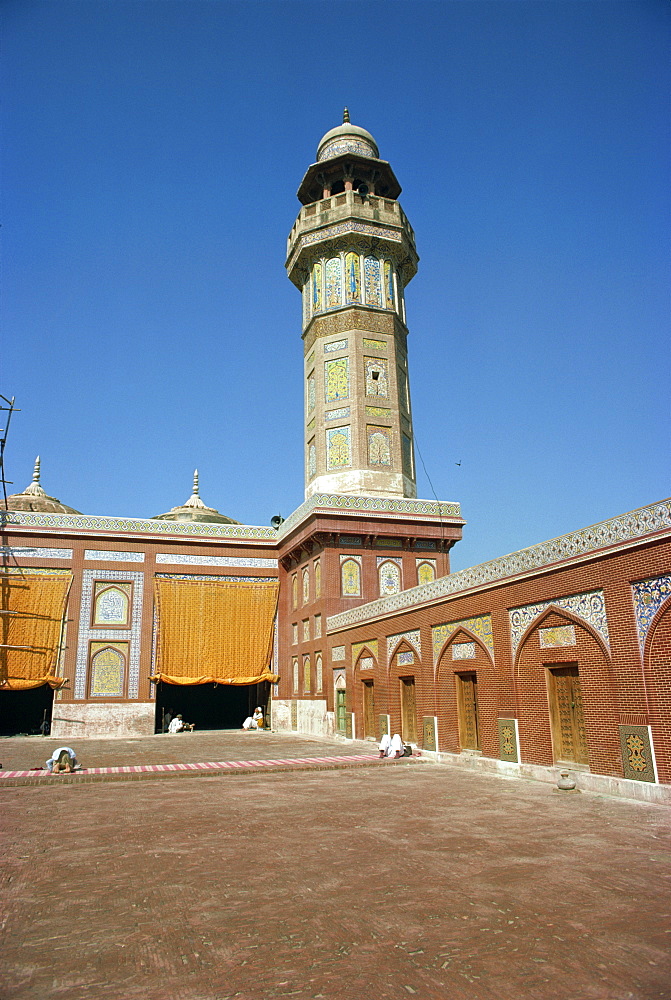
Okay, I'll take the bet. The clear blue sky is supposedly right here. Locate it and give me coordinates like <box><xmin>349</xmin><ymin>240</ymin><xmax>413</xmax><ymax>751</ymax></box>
<box><xmin>3</xmin><ymin>0</ymin><xmax>669</xmax><ymax>571</ymax></box>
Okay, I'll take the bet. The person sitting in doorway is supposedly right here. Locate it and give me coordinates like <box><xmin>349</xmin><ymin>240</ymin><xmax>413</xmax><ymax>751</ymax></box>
<box><xmin>168</xmin><ymin>714</ymin><xmax>195</xmax><ymax>733</ymax></box>
<box><xmin>242</xmin><ymin>707</ymin><xmax>264</xmax><ymax>730</ymax></box>
<box><xmin>46</xmin><ymin>747</ymin><xmax>79</xmax><ymax>774</ymax></box>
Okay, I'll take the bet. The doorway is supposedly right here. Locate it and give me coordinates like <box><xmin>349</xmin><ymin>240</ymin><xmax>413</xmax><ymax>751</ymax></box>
<box><xmin>362</xmin><ymin>680</ymin><xmax>375</xmax><ymax>738</ymax></box>
<box><xmin>335</xmin><ymin>688</ymin><xmax>347</xmax><ymax>733</ymax></box>
<box><xmin>456</xmin><ymin>672</ymin><xmax>479</xmax><ymax>750</ymax></box>
<box><xmin>0</xmin><ymin>685</ymin><xmax>54</xmax><ymax>736</ymax></box>
<box><xmin>399</xmin><ymin>676</ymin><xmax>417</xmax><ymax>743</ymax></box>
<box><xmin>154</xmin><ymin>681</ymin><xmax>266</xmax><ymax>733</ymax></box>
<box><xmin>547</xmin><ymin>664</ymin><xmax>589</xmax><ymax>765</ymax></box>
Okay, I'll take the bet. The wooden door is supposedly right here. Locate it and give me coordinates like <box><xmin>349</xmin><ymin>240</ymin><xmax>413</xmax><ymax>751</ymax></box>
<box><xmin>362</xmin><ymin>681</ymin><xmax>375</xmax><ymax>738</ymax></box>
<box><xmin>548</xmin><ymin>665</ymin><xmax>589</xmax><ymax>765</ymax></box>
<box><xmin>400</xmin><ymin>677</ymin><xmax>417</xmax><ymax>743</ymax></box>
<box><xmin>336</xmin><ymin>689</ymin><xmax>347</xmax><ymax>733</ymax></box>
<box><xmin>456</xmin><ymin>672</ymin><xmax>479</xmax><ymax>749</ymax></box>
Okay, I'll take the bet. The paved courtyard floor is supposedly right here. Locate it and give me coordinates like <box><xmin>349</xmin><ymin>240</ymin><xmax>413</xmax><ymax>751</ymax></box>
<box><xmin>1</xmin><ymin>732</ymin><xmax>670</xmax><ymax>1000</ymax></box>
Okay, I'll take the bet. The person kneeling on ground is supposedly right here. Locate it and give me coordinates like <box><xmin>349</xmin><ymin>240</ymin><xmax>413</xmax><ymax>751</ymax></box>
<box><xmin>242</xmin><ymin>707</ymin><xmax>264</xmax><ymax>730</ymax></box>
<box><xmin>379</xmin><ymin>733</ymin><xmax>393</xmax><ymax>757</ymax></box>
<box><xmin>46</xmin><ymin>747</ymin><xmax>79</xmax><ymax>774</ymax></box>
<box><xmin>168</xmin><ymin>714</ymin><xmax>195</xmax><ymax>733</ymax></box>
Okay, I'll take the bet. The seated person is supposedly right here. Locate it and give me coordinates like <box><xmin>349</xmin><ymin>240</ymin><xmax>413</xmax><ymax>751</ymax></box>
<box><xmin>242</xmin><ymin>707</ymin><xmax>264</xmax><ymax>730</ymax></box>
<box><xmin>46</xmin><ymin>747</ymin><xmax>79</xmax><ymax>774</ymax></box>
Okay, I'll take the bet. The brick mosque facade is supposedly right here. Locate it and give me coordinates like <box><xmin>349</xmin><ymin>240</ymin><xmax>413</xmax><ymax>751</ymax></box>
<box><xmin>1</xmin><ymin>114</ymin><xmax>669</xmax><ymax>802</ymax></box>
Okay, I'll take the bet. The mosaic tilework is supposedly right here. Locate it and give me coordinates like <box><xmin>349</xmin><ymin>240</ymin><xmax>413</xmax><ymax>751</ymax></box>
<box><xmin>363</xmin><ymin>338</ymin><xmax>386</xmax><ymax>352</ymax></box>
<box><xmin>89</xmin><ymin>642</ymin><xmax>126</xmax><ymax>697</ymax></box>
<box><xmin>324</xmin><ymin>339</ymin><xmax>348</xmax><ymax>353</ymax></box>
<box><xmin>619</xmin><ymin>725</ymin><xmax>657</xmax><ymax>782</ymax></box>
<box><xmin>540</xmin><ymin>624</ymin><xmax>576</xmax><ymax>648</ymax></box>
<box><xmin>378</xmin><ymin>560</ymin><xmax>402</xmax><ymax>596</ymax></box>
<box><xmin>340</xmin><ymin>556</ymin><xmax>361</xmax><ymax>597</ymax></box>
<box><xmin>327</xmin><ymin>501</ymin><xmax>671</xmax><ymax>632</ymax></box>
<box><xmin>416</xmin><ymin>560</ymin><xmax>436</xmax><ymax>585</ymax></box>
<box><xmin>318</xmin><ymin>137</ymin><xmax>376</xmax><ymax>160</ymax></box>
<box><xmin>498</xmin><ymin>719</ymin><xmax>520</xmax><ymax>763</ymax></box>
<box><xmin>359</xmin><ymin>657</ymin><xmax>374</xmax><ymax>671</ymax></box>
<box><xmin>4</xmin><ymin>511</ymin><xmax>277</xmax><ymax>539</ymax></box>
<box><xmin>307</xmin><ymin>374</ymin><xmax>316</xmax><ymax>412</ymax></box>
<box><xmin>379</xmin><ymin>714</ymin><xmax>390</xmax><ymax>738</ymax></box>
<box><xmin>331</xmin><ymin>646</ymin><xmax>345</xmax><ymax>661</ymax></box>
<box><xmin>415</xmin><ymin>540</ymin><xmax>437</xmax><ymax>550</ymax></box>
<box><xmin>303</xmin><ymin>619</ymin><xmax>310</xmax><ymax>642</ymax></box>
<box><xmin>375</xmin><ymin>538</ymin><xmax>402</xmax><ymax>548</ymax></box>
<box><xmin>325</xmin><ymin>257</ymin><xmax>342</xmax><ymax>309</ymax></box>
<box><xmin>75</xmin><ymin>569</ymin><xmax>144</xmax><ymax>700</ymax></box>
<box><xmin>423</xmin><ymin>717</ymin><xmax>438</xmax><ymax>752</ymax></box>
<box><xmin>398</xmin><ymin>650</ymin><xmax>414</xmax><ymax>665</ymax></box>
<box><xmin>345</xmin><ymin>712</ymin><xmax>354</xmax><ymax>739</ymax></box>
<box><xmin>376</xmin><ymin>556</ymin><xmax>402</xmax><ymax>567</ymax></box>
<box><xmin>85</xmin><ymin>550</ymin><xmax>144</xmax><ymax>563</ymax></box>
<box><xmin>509</xmin><ymin>590</ymin><xmax>609</xmax><ymax>658</ymax></box>
<box><xmin>368</xmin><ymin>427</ymin><xmax>391</xmax><ymax>466</ymax></box>
<box><xmin>308</xmin><ymin>442</ymin><xmax>316</xmax><ymax>479</ymax></box>
<box><xmin>345</xmin><ymin>253</ymin><xmax>361</xmax><ymax>303</ymax></box>
<box><xmin>353</xmin><ymin>639</ymin><xmax>378</xmax><ymax>662</ymax></box>
<box><xmin>365</xmin><ymin>358</ymin><xmax>389</xmax><ymax>397</ymax></box>
<box><xmin>325</xmin><ymin>358</ymin><xmax>349</xmax><ymax>402</ymax></box>
<box><xmin>388</xmin><ymin>630</ymin><xmax>421</xmax><ymax>659</ymax></box>
<box><xmin>155</xmin><ymin>574</ymin><xmax>268</xmax><ymax>582</ymax></box>
<box><xmin>156</xmin><ymin>553</ymin><xmax>276</xmax><ymax>568</ymax></box>
<box><xmin>452</xmin><ymin>642</ymin><xmax>475</xmax><ymax>660</ymax></box>
<box><xmin>1</xmin><ymin>545</ymin><xmax>72</xmax><ymax>560</ymax></box>
<box><xmin>292</xmin><ymin>624</ymin><xmax>298</xmax><ymax>645</ymax></box>
<box><xmin>363</xmin><ymin>257</ymin><xmax>383</xmax><ymax>307</ymax></box>
<box><xmin>340</xmin><ymin>535</ymin><xmax>362</xmax><ymax>545</ymax></box>
<box><xmin>299</xmin><ymin>222</ymin><xmax>402</xmax><ymax>250</ymax></box>
<box><xmin>314</xmin><ymin>614</ymin><xmax>322</xmax><ymax>639</ymax></box>
<box><xmin>0</xmin><ymin>566</ymin><xmax>71</xmax><ymax>576</ymax></box>
<box><xmin>365</xmin><ymin>405</ymin><xmax>392</xmax><ymax>418</ymax></box>
<box><xmin>325</xmin><ymin>407</ymin><xmax>350</xmax><ymax>421</ymax></box>
<box><xmin>432</xmin><ymin>616</ymin><xmax>494</xmax><ymax>663</ymax></box>
<box><xmin>632</xmin><ymin>575</ymin><xmax>671</xmax><ymax>651</ymax></box>
<box><xmin>278</xmin><ymin>494</ymin><xmax>461</xmax><ymax>538</ymax></box>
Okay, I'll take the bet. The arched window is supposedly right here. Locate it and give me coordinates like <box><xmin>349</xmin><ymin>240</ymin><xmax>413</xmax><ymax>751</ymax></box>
<box><xmin>378</xmin><ymin>560</ymin><xmax>401</xmax><ymax>596</ymax></box>
<box><xmin>341</xmin><ymin>559</ymin><xmax>361</xmax><ymax>597</ymax></box>
<box><xmin>314</xmin><ymin>559</ymin><xmax>321</xmax><ymax>598</ymax></box>
<box><xmin>302</xmin><ymin>567</ymin><xmax>310</xmax><ymax>605</ymax></box>
<box><xmin>303</xmin><ymin>655</ymin><xmax>311</xmax><ymax>693</ymax></box>
<box><xmin>291</xmin><ymin>574</ymin><xmax>298</xmax><ymax>610</ymax></box>
<box><xmin>292</xmin><ymin>657</ymin><xmax>299</xmax><ymax>693</ymax></box>
<box><xmin>315</xmin><ymin>653</ymin><xmax>323</xmax><ymax>693</ymax></box>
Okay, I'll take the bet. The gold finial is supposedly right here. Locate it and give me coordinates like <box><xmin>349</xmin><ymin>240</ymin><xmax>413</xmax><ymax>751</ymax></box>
<box><xmin>343</xmin><ymin>107</ymin><xmax>350</xmax><ymax>124</ymax></box>
<box><xmin>193</xmin><ymin>469</ymin><xmax>199</xmax><ymax>496</ymax></box>
<box><xmin>33</xmin><ymin>456</ymin><xmax>41</xmax><ymax>484</ymax></box>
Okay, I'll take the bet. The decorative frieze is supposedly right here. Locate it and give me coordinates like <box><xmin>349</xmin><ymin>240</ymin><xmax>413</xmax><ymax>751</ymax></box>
<box><xmin>155</xmin><ymin>554</ymin><xmax>276</xmax><ymax>568</ymax></box>
<box><xmin>509</xmin><ymin>591</ymin><xmax>609</xmax><ymax>658</ymax></box>
<box><xmin>631</xmin><ymin>574</ymin><xmax>671</xmax><ymax>651</ymax></box>
<box><xmin>85</xmin><ymin>550</ymin><xmax>144</xmax><ymax>563</ymax></box>
<box><xmin>432</xmin><ymin>616</ymin><xmax>493</xmax><ymax>663</ymax></box>
<box><xmin>1</xmin><ymin>545</ymin><xmax>72</xmax><ymax>560</ymax></box>
<box><xmin>388</xmin><ymin>629</ymin><xmax>421</xmax><ymax>659</ymax></box>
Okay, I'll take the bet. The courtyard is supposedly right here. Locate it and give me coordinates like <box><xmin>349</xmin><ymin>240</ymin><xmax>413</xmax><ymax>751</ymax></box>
<box><xmin>0</xmin><ymin>733</ymin><xmax>669</xmax><ymax>1000</ymax></box>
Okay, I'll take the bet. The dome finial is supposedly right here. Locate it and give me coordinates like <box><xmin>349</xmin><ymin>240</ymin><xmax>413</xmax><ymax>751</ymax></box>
<box><xmin>342</xmin><ymin>107</ymin><xmax>350</xmax><ymax>124</ymax></box>
<box><xmin>22</xmin><ymin>455</ymin><xmax>48</xmax><ymax>498</ymax></box>
<box><xmin>193</xmin><ymin>469</ymin><xmax>199</xmax><ymax>496</ymax></box>
<box><xmin>33</xmin><ymin>456</ymin><xmax>41</xmax><ymax>484</ymax></box>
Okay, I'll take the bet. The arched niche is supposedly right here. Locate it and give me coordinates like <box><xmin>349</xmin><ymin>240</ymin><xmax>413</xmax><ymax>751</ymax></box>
<box><xmin>435</xmin><ymin>628</ymin><xmax>495</xmax><ymax>755</ymax></box>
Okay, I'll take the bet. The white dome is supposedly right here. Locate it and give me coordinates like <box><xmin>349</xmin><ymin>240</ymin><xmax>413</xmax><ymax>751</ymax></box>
<box><xmin>317</xmin><ymin>111</ymin><xmax>379</xmax><ymax>161</ymax></box>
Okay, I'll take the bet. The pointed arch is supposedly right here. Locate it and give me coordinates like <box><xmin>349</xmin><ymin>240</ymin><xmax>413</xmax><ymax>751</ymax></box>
<box><xmin>513</xmin><ymin>604</ymin><xmax>611</xmax><ymax>673</ymax></box>
<box><xmin>434</xmin><ymin>626</ymin><xmax>495</xmax><ymax>680</ymax></box>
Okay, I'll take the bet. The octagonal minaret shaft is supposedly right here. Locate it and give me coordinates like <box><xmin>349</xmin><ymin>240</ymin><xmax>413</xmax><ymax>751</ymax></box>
<box><xmin>287</xmin><ymin>111</ymin><xmax>419</xmax><ymax>500</ymax></box>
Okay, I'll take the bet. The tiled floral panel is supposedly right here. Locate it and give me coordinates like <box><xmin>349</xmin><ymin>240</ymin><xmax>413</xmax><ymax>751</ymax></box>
<box><xmin>325</xmin><ymin>256</ymin><xmax>342</xmax><ymax>309</ymax></box>
<box><xmin>331</xmin><ymin>646</ymin><xmax>345</xmax><ymax>662</ymax></box>
<box><xmin>397</xmin><ymin>650</ymin><xmax>414</xmax><ymax>666</ymax></box>
<box><xmin>319</xmin><ymin>137</ymin><xmax>375</xmax><ymax>160</ymax></box>
<box><xmin>307</xmin><ymin>374</ymin><xmax>316</xmax><ymax>412</ymax></box>
<box><xmin>387</xmin><ymin>629</ymin><xmax>421</xmax><ymax>659</ymax></box>
<box><xmin>432</xmin><ymin>616</ymin><xmax>493</xmax><ymax>664</ymax></box>
<box><xmin>368</xmin><ymin>427</ymin><xmax>391</xmax><ymax>466</ymax></box>
<box><xmin>312</xmin><ymin>263</ymin><xmax>323</xmax><ymax>312</ymax></box>
<box><xmin>498</xmin><ymin>719</ymin><xmax>519</xmax><ymax>763</ymax></box>
<box><xmin>89</xmin><ymin>641</ymin><xmax>127</xmax><ymax>697</ymax></box>
<box><xmin>93</xmin><ymin>582</ymin><xmax>132</xmax><ymax>627</ymax></box>
<box><xmin>509</xmin><ymin>590</ymin><xmax>609</xmax><ymax>657</ymax></box>
<box><xmin>539</xmin><ymin>624</ymin><xmax>576</xmax><ymax>648</ymax></box>
<box><xmin>292</xmin><ymin>660</ymin><xmax>299</xmax><ymax>694</ymax></box>
<box><xmin>359</xmin><ymin>656</ymin><xmax>374</xmax><ymax>671</ymax></box>
<box><xmin>378</xmin><ymin>560</ymin><xmax>401</xmax><ymax>596</ymax></box>
<box><xmin>326</xmin><ymin>427</ymin><xmax>351</xmax><ymax>469</ymax></box>
<box><xmin>341</xmin><ymin>535</ymin><xmax>362</xmax><ymax>545</ymax></box>
<box><xmin>452</xmin><ymin>642</ymin><xmax>475</xmax><ymax>660</ymax></box>
<box><xmin>302</xmin><ymin>619</ymin><xmax>310</xmax><ymax>642</ymax></box>
<box><xmin>291</xmin><ymin>698</ymin><xmax>298</xmax><ymax>727</ymax></box>
<box><xmin>345</xmin><ymin>252</ymin><xmax>361</xmax><ymax>303</ymax></box>
<box><xmin>363</xmin><ymin>258</ymin><xmax>382</xmax><ymax>307</ymax></box>
<box><xmin>303</xmin><ymin>655</ymin><xmax>311</xmax><ymax>693</ymax></box>
<box><xmin>325</xmin><ymin>407</ymin><xmax>349</xmax><ymax>421</ymax></box>
<box><xmin>302</xmin><ymin>568</ymin><xmax>310</xmax><ymax>604</ymax></box>
<box><xmin>299</xmin><ymin>221</ymin><xmax>403</xmax><ymax>250</ymax></box>
<box><xmin>325</xmin><ymin>357</ymin><xmax>349</xmax><ymax>402</ymax></box>
<box><xmin>379</xmin><ymin>714</ymin><xmax>390</xmax><ymax>738</ymax></box>
<box><xmin>345</xmin><ymin>712</ymin><xmax>354</xmax><ymax>739</ymax></box>
<box><xmin>75</xmin><ymin>569</ymin><xmax>144</xmax><ymax>700</ymax></box>
<box><xmin>384</xmin><ymin>261</ymin><xmax>395</xmax><ymax>309</ymax></box>
<box><xmin>619</xmin><ymin>725</ymin><xmax>657</xmax><ymax>782</ymax></box>
<box><xmin>340</xmin><ymin>556</ymin><xmax>361</xmax><ymax>597</ymax></box>
<box><xmin>324</xmin><ymin>339</ymin><xmax>348</xmax><ymax>354</ymax></box>
<box><xmin>85</xmin><ymin>550</ymin><xmax>144</xmax><ymax>562</ymax></box>
<box><xmin>315</xmin><ymin>653</ymin><xmax>323</xmax><ymax>693</ymax></box>
<box><xmin>353</xmin><ymin>639</ymin><xmax>378</xmax><ymax>662</ymax></box>
<box><xmin>314</xmin><ymin>614</ymin><xmax>322</xmax><ymax>639</ymax></box>
<box><xmin>632</xmin><ymin>575</ymin><xmax>671</xmax><ymax>651</ymax></box>
<box><xmin>423</xmin><ymin>717</ymin><xmax>438</xmax><ymax>752</ymax></box>
<box><xmin>365</xmin><ymin>405</ymin><xmax>392</xmax><ymax>419</ymax></box>
<box><xmin>416</xmin><ymin>560</ymin><xmax>436</xmax><ymax>585</ymax></box>
<box><xmin>308</xmin><ymin>442</ymin><xmax>316</xmax><ymax>479</ymax></box>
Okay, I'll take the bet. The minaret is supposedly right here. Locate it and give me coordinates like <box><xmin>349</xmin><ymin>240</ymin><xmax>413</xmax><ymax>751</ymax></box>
<box><xmin>287</xmin><ymin>110</ymin><xmax>419</xmax><ymax>500</ymax></box>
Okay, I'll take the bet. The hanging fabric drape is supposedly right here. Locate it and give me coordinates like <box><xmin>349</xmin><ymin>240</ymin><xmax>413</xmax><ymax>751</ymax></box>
<box><xmin>0</xmin><ymin>572</ymin><xmax>72</xmax><ymax>690</ymax></box>
<box><xmin>152</xmin><ymin>577</ymin><xmax>279</xmax><ymax>686</ymax></box>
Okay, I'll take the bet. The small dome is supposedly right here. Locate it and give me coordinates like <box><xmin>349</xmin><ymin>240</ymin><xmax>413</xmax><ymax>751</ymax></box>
<box><xmin>152</xmin><ymin>470</ymin><xmax>240</xmax><ymax>525</ymax></box>
<box><xmin>317</xmin><ymin>108</ymin><xmax>379</xmax><ymax>162</ymax></box>
<box><xmin>1</xmin><ymin>456</ymin><xmax>82</xmax><ymax>515</ymax></box>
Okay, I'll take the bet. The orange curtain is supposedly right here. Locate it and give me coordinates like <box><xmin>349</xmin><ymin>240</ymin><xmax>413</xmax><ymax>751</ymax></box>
<box><xmin>153</xmin><ymin>578</ymin><xmax>279</xmax><ymax>686</ymax></box>
<box><xmin>0</xmin><ymin>572</ymin><xmax>72</xmax><ymax>690</ymax></box>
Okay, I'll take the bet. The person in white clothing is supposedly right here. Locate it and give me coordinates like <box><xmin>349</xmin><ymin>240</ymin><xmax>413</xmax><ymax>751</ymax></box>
<box><xmin>242</xmin><ymin>707</ymin><xmax>264</xmax><ymax>730</ymax></box>
<box><xmin>390</xmin><ymin>733</ymin><xmax>405</xmax><ymax>758</ymax></box>
<box><xmin>46</xmin><ymin>747</ymin><xmax>79</xmax><ymax>774</ymax></box>
<box><xmin>168</xmin><ymin>714</ymin><xmax>195</xmax><ymax>733</ymax></box>
<box><xmin>378</xmin><ymin>733</ymin><xmax>392</xmax><ymax>758</ymax></box>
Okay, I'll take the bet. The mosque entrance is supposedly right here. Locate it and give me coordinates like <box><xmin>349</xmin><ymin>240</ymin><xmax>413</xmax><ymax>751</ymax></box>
<box><xmin>154</xmin><ymin>681</ymin><xmax>269</xmax><ymax>733</ymax></box>
<box><xmin>0</xmin><ymin>684</ymin><xmax>54</xmax><ymax>736</ymax></box>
